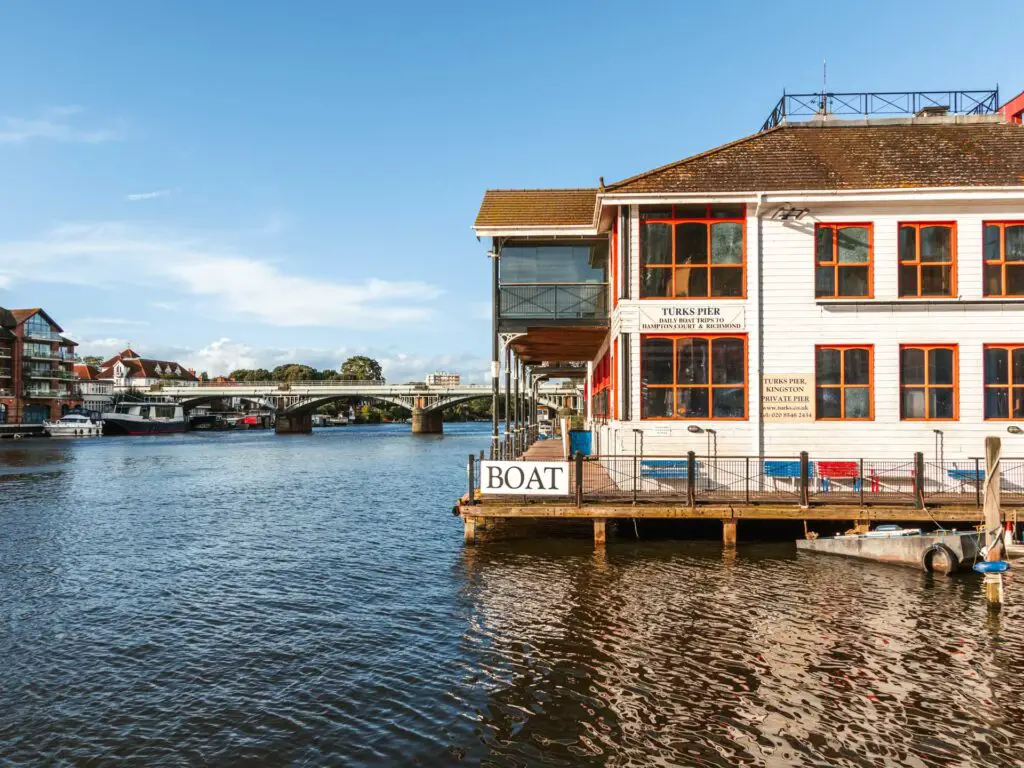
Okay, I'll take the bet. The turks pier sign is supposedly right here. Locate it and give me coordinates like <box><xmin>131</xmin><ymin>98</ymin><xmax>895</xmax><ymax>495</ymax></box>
<box><xmin>480</xmin><ymin>461</ymin><xmax>570</xmax><ymax>496</ymax></box>
<box><xmin>638</xmin><ymin>303</ymin><xmax>745</xmax><ymax>332</ymax></box>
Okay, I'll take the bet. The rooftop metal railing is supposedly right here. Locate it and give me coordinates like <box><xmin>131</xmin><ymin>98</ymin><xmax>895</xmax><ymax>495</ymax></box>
<box><xmin>760</xmin><ymin>88</ymin><xmax>1000</xmax><ymax>131</ymax></box>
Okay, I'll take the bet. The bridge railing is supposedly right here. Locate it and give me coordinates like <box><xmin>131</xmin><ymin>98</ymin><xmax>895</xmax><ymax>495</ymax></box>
<box><xmin>189</xmin><ymin>379</ymin><xmax>387</xmax><ymax>388</ymax></box>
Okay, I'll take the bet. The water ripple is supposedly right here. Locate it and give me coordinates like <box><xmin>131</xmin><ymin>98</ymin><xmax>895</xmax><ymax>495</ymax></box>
<box><xmin>1</xmin><ymin>427</ymin><xmax>1021</xmax><ymax>766</ymax></box>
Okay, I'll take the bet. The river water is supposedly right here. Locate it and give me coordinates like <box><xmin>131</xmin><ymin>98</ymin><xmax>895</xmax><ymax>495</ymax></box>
<box><xmin>1</xmin><ymin>423</ymin><xmax>1021</xmax><ymax>766</ymax></box>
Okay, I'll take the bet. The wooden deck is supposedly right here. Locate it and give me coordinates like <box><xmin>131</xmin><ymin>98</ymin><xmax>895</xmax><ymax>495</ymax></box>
<box><xmin>459</xmin><ymin>445</ymin><xmax>1015</xmax><ymax>546</ymax></box>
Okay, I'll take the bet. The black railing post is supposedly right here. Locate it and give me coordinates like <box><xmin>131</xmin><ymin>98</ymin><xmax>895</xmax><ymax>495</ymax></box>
<box><xmin>745</xmin><ymin>456</ymin><xmax>751</xmax><ymax>505</ymax></box>
<box><xmin>467</xmin><ymin>454</ymin><xmax>476</xmax><ymax>505</ymax></box>
<box><xmin>859</xmin><ymin>458</ymin><xmax>865</xmax><ymax>506</ymax></box>
<box><xmin>975</xmin><ymin>457</ymin><xmax>982</xmax><ymax>508</ymax></box>
<box><xmin>687</xmin><ymin>451</ymin><xmax>696</xmax><ymax>507</ymax></box>
<box><xmin>575</xmin><ymin>451</ymin><xmax>584</xmax><ymax>507</ymax></box>
<box><xmin>914</xmin><ymin>452</ymin><xmax>925</xmax><ymax>509</ymax></box>
<box><xmin>799</xmin><ymin>451</ymin><xmax>810</xmax><ymax>508</ymax></box>
<box><xmin>632</xmin><ymin>452</ymin><xmax>639</xmax><ymax>504</ymax></box>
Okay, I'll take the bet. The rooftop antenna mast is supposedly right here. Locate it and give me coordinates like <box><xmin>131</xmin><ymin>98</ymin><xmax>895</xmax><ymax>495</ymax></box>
<box><xmin>821</xmin><ymin>59</ymin><xmax>827</xmax><ymax>115</ymax></box>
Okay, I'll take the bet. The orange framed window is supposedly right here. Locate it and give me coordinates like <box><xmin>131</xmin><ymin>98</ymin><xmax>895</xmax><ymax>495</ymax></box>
<box><xmin>983</xmin><ymin>344</ymin><xmax>1024</xmax><ymax>420</ymax></box>
<box><xmin>640</xmin><ymin>334</ymin><xmax>747</xmax><ymax>420</ymax></box>
<box><xmin>639</xmin><ymin>204</ymin><xmax>746</xmax><ymax>299</ymax></box>
<box><xmin>815</xmin><ymin>345</ymin><xmax>873</xmax><ymax>420</ymax></box>
<box><xmin>814</xmin><ymin>224</ymin><xmax>872</xmax><ymax>298</ymax></box>
<box><xmin>591</xmin><ymin>349</ymin><xmax>611</xmax><ymax>420</ymax></box>
<box><xmin>898</xmin><ymin>222</ymin><xmax>956</xmax><ymax>298</ymax></box>
<box><xmin>899</xmin><ymin>345</ymin><xmax>958</xmax><ymax>420</ymax></box>
<box><xmin>983</xmin><ymin>222</ymin><xmax>1024</xmax><ymax>297</ymax></box>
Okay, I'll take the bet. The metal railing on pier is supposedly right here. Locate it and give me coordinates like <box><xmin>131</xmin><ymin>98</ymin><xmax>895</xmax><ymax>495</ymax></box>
<box><xmin>466</xmin><ymin>451</ymin><xmax>1024</xmax><ymax>510</ymax></box>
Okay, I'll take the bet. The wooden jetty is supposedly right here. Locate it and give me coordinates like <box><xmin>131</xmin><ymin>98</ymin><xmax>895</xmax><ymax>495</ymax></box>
<box><xmin>458</xmin><ymin>445</ymin><xmax>1022</xmax><ymax>548</ymax></box>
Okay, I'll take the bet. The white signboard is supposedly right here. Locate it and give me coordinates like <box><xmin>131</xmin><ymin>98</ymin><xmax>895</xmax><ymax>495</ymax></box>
<box><xmin>762</xmin><ymin>374</ymin><xmax>814</xmax><ymax>422</ymax></box>
<box><xmin>480</xmin><ymin>461</ymin><xmax>570</xmax><ymax>496</ymax></box>
<box><xmin>638</xmin><ymin>303</ymin><xmax>745</xmax><ymax>332</ymax></box>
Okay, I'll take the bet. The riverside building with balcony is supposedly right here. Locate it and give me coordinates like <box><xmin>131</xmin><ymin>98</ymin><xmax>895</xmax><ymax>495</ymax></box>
<box><xmin>0</xmin><ymin>307</ymin><xmax>81</xmax><ymax>424</ymax></box>
<box><xmin>461</xmin><ymin>89</ymin><xmax>1024</xmax><ymax>542</ymax></box>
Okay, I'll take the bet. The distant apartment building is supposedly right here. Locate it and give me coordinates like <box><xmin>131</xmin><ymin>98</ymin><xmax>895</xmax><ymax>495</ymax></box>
<box><xmin>98</xmin><ymin>347</ymin><xmax>200</xmax><ymax>392</ymax></box>
<box><xmin>0</xmin><ymin>307</ymin><xmax>81</xmax><ymax>424</ymax></box>
<box><xmin>426</xmin><ymin>372</ymin><xmax>461</xmax><ymax>386</ymax></box>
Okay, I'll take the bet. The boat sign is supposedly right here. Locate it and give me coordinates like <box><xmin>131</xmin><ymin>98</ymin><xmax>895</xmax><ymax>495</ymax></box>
<box><xmin>480</xmin><ymin>461</ymin><xmax>570</xmax><ymax>496</ymax></box>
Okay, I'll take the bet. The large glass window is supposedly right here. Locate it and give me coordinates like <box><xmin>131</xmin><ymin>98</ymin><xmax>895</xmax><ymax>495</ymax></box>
<box><xmin>499</xmin><ymin>241</ymin><xmax>608</xmax><ymax>283</ymax></box>
<box><xmin>641</xmin><ymin>334</ymin><xmax>746</xmax><ymax>419</ymax></box>
<box><xmin>900</xmin><ymin>345</ymin><xmax>957</xmax><ymax>420</ymax></box>
<box><xmin>984</xmin><ymin>345</ymin><xmax>1024</xmax><ymax>420</ymax></box>
<box><xmin>639</xmin><ymin>204</ymin><xmax>745</xmax><ymax>298</ymax></box>
<box><xmin>815</xmin><ymin>346</ymin><xmax>872</xmax><ymax>420</ymax></box>
<box><xmin>815</xmin><ymin>224</ymin><xmax>871</xmax><ymax>298</ymax></box>
<box><xmin>983</xmin><ymin>222</ymin><xmax>1024</xmax><ymax>297</ymax></box>
<box><xmin>898</xmin><ymin>223</ymin><xmax>956</xmax><ymax>298</ymax></box>
<box><xmin>23</xmin><ymin>313</ymin><xmax>56</xmax><ymax>339</ymax></box>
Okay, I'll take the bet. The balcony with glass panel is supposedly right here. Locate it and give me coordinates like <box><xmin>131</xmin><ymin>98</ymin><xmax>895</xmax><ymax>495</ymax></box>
<box><xmin>22</xmin><ymin>328</ymin><xmax>63</xmax><ymax>342</ymax></box>
<box><xmin>498</xmin><ymin>240</ymin><xmax>609</xmax><ymax>324</ymax></box>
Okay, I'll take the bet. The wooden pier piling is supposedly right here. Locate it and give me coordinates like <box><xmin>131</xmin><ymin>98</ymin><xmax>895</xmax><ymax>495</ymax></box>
<box><xmin>984</xmin><ymin>436</ymin><xmax>1004</xmax><ymax>608</ymax></box>
<box><xmin>722</xmin><ymin>519</ymin><xmax>737</xmax><ymax>547</ymax></box>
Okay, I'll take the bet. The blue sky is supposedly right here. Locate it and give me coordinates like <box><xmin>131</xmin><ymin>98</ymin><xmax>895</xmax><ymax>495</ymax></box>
<box><xmin>0</xmin><ymin>0</ymin><xmax>1020</xmax><ymax>379</ymax></box>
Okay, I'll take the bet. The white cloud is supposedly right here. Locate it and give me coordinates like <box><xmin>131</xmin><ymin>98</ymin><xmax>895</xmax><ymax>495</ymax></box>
<box><xmin>70</xmin><ymin>317</ymin><xmax>150</xmax><ymax>326</ymax></box>
<box><xmin>0</xmin><ymin>221</ymin><xmax>443</xmax><ymax>329</ymax></box>
<box><xmin>126</xmin><ymin>188</ymin><xmax>176</xmax><ymax>202</ymax></box>
<box><xmin>0</xmin><ymin>275</ymin><xmax>9</xmax><ymax>289</ymax></box>
<box><xmin>0</xmin><ymin>107</ymin><xmax>124</xmax><ymax>144</ymax></box>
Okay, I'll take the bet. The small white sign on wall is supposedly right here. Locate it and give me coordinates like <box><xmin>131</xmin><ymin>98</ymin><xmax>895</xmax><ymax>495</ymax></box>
<box><xmin>480</xmin><ymin>461</ymin><xmax>571</xmax><ymax>496</ymax></box>
<box><xmin>762</xmin><ymin>374</ymin><xmax>815</xmax><ymax>422</ymax></box>
<box><xmin>651</xmin><ymin>426</ymin><xmax>673</xmax><ymax>437</ymax></box>
<box><xmin>639</xmin><ymin>304</ymin><xmax>745</xmax><ymax>333</ymax></box>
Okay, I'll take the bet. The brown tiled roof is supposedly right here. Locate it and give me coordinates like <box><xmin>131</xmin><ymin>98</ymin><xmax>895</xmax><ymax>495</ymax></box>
<box><xmin>74</xmin><ymin>363</ymin><xmax>101</xmax><ymax>381</ymax></box>
<box><xmin>475</xmin><ymin>188</ymin><xmax>598</xmax><ymax>229</ymax></box>
<box><xmin>607</xmin><ymin>119</ymin><xmax>1024</xmax><ymax>194</ymax></box>
<box><xmin>9</xmin><ymin>307</ymin><xmax>64</xmax><ymax>332</ymax></box>
<box><xmin>99</xmin><ymin>347</ymin><xmax>140</xmax><ymax>370</ymax></box>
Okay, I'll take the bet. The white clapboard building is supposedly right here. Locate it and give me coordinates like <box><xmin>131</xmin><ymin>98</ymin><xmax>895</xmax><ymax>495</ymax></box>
<box><xmin>474</xmin><ymin>88</ymin><xmax>1024</xmax><ymax>460</ymax></box>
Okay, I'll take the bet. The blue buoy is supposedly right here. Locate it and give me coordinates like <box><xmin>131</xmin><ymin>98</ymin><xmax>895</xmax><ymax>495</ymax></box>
<box><xmin>973</xmin><ymin>560</ymin><xmax>1010</xmax><ymax>574</ymax></box>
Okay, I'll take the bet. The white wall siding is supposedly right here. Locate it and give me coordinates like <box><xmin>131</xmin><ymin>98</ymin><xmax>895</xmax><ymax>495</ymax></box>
<box><xmin>595</xmin><ymin>198</ymin><xmax>1024</xmax><ymax>459</ymax></box>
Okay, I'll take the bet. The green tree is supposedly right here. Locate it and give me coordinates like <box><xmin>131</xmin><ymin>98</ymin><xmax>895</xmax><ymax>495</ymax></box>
<box><xmin>270</xmin><ymin>364</ymin><xmax>319</xmax><ymax>382</ymax></box>
<box><xmin>340</xmin><ymin>355</ymin><xmax>383</xmax><ymax>381</ymax></box>
<box><xmin>83</xmin><ymin>355</ymin><xmax>103</xmax><ymax>366</ymax></box>
<box><xmin>229</xmin><ymin>368</ymin><xmax>273</xmax><ymax>382</ymax></box>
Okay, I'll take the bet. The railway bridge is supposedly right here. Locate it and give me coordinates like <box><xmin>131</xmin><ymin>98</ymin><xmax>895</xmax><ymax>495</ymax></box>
<box><xmin>157</xmin><ymin>380</ymin><xmax>580</xmax><ymax>434</ymax></box>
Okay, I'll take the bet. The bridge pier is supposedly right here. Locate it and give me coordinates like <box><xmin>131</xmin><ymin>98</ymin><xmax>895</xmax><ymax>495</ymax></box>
<box><xmin>276</xmin><ymin>412</ymin><xmax>312</xmax><ymax>434</ymax></box>
<box><xmin>411</xmin><ymin>408</ymin><xmax>442</xmax><ymax>434</ymax></box>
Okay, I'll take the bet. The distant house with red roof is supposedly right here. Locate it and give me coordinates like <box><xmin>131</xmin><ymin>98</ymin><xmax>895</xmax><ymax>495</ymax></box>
<box><xmin>98</xmin><ymin>348</ymin><xmax>199</xmax><ymax>392</ymax></box>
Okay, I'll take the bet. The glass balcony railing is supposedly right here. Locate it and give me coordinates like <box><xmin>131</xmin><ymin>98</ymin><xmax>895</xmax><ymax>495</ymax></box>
<box><xmin>22</xmin><ymin>328</ymin><xmax>63</xmax><ymax>342</ymax></box>
<box><xmin>499</xmin><ymin>283</ymin><xmax>609</xmax><ymax>321</ymax></box>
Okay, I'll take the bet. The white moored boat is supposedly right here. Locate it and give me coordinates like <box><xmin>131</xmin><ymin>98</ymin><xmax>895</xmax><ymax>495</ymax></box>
<box><xmin>44</xmin><ymin>412</ymin><xmax>103</xmax><ymax>437</ymax></box>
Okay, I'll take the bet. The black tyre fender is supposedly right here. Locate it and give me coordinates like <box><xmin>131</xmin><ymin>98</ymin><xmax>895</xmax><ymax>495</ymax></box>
<box><xmin>921</xmin><ymin>543</ymin><xmax>960</xmax><ymax>575</ymax></box>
